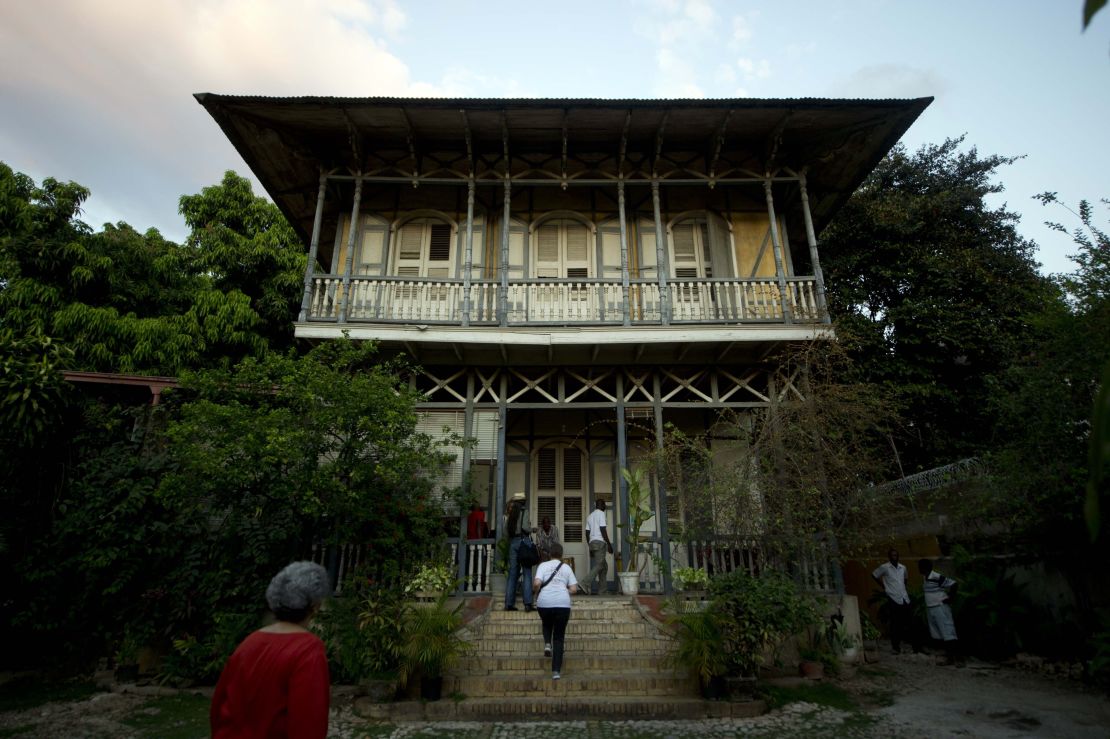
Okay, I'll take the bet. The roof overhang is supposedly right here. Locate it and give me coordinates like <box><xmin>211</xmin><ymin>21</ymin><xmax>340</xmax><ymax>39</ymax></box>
<box><xmin>195</xmin><ymin>95</ymin><xmax>931</xmax><ymax>245</ymax></box>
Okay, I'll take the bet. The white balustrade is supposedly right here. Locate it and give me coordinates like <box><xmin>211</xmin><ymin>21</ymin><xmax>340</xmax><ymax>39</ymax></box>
<box><xmin>306</xmin><ymin>277</ymin><xmax>820</xmax><ymax>325</ymax></box>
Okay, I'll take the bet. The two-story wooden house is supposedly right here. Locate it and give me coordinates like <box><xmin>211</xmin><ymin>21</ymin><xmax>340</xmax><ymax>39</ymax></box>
<box><xmin>197</xmin><ymin>95</ymin><xmax>929</xmax><ymax>594</ymax></box>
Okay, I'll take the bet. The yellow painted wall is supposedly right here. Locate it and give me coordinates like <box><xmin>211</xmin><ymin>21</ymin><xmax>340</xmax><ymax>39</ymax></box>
<box><xmin>731</xmin><ymin>213</ymin><xmax>778</xmax><ymax>278</ymax></box>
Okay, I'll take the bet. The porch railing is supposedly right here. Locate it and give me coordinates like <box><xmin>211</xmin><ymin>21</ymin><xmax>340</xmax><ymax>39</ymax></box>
<box><xmin>312</xmin><ymin>534</ymin><xmax>835</xmax><ymax>596</ymax></box>
<box><xmin>307</xmin><ymin>276</ymin><xmax>824</xmax><ymax>325</ymax></box>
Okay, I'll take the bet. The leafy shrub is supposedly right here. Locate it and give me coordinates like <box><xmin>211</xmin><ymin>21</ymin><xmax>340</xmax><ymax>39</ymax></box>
<box><xmin>665</xmin><ymin>603</ymin><xmax>729</xmax><ymax>684</ymax></box>
<box><xmin>707</xmin><ymin>570</ymin><xmax>820</xmax><ymax>675</ymax></box>
<box><xmin>405</xmin><ymin>562</ymin><xmax>457</xmax><ymax>595</ymax></box>
<box><xmin>315</xmin><ymin>575</ymin><xmax>406</xmax><ymax>683</ymax></box>
<box><xmin>161</xmin><ymin>610</ymin><xmax>259</xmax><ymax>685</ymax></box>
<box><xmin>673</xmin><ymin>567</ymin><xmax>709</xmax><ymax>590</ymax></box>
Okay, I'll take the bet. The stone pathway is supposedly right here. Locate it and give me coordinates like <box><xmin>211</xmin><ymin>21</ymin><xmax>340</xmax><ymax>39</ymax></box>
<box><xmin>327</xmin><ymin>702</ymin><xmax>897</xmax><ymax>738</ymax></box>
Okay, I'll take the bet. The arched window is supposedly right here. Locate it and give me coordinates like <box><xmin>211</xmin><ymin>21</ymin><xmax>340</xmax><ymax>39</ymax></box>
<box><xmin>533</xmin><ymin>219</ymin><xmax>592</xmax><ymax>279</ymax></box>
<box><xmin>670</xmin><ymin>219</ymin><xmax>713</xmax><ymax>280</ymax></box>
<box><xmin>392</xmin><ymin>218</ymin><xmax>455</xmax><ymax>280</ymax></box>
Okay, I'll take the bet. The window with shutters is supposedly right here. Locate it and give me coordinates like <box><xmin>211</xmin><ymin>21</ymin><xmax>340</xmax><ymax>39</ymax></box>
<box><xmin>533</xmin><ymin>220</ymin><xmax>592</xmax><ymax>280</ymax></box>
<box><xmin>534</xmin><ymin>445</ymin><xmax>586</xmax><ymax>542</ymax></box>
<box><xmin>392</xmin><ymin>219</ymin><xmax>455</xmax><ymax>300</ymax></box>
<box><xmin>670</xmin><ymin>220</ymin><xmax>714</xmax><ymax>310</ymax></box>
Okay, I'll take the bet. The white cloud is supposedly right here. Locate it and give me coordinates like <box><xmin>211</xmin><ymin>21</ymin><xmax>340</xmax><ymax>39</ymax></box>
<box><xmin>0</xmin><ymin>0</ymin><xmax>460</xmax><ymax>238</ymax></box>
<box><xmin>633</xmin><ymin>0</ymin><xmax>721</xmax><ymax>96</ymax></box>
<box><xmin>736</xmin><ymin>57</ymin><xmax>771</xmax><ymax>81</ymax></box>
<box><xmin>835</xmin><ymin>64</ymin><xmax>947</xmax><ymax>99</ymax></box>
<box><xmin>732</xmin><ymin>14</ymin><xmax>755</xmax><ymax>44</ymax></box>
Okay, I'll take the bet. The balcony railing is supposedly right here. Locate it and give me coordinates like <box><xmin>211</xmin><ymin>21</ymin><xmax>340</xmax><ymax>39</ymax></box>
<box><xmin>308</xmin><ymin>276</ymin><xmax>824</xmax><ymax>325</ymax></box>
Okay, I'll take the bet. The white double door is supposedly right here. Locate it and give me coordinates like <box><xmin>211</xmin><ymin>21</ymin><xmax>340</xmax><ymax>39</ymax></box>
<box><xmin>531</xmin><ymin>444</ymin><xmax>590</xmax><ymax>583</ymax></box>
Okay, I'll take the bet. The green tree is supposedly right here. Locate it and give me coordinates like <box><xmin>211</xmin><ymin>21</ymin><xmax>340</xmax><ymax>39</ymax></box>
<box><xmin>820</xmin><ymin>138</ymin><xmax>1053</xmax><ymax>471</ymax></box>
<box><xmin>179</xmin><ymin>172</ymin><xmax>305</xmax><ymax>352</ymax></box>
<box><xmin>8</xmin><ymin>340</ymin><xmax>452</xmax><ymax>677</ymax></box>
<box><xmin>0</xmin><ymin>163</ymin><xmax>269</xmax><ymax>375</ymax></box>
<box><xmin>988</xmin><ymin>195</ymin><xmax>1110</xmax><ymax>547</ymax></box>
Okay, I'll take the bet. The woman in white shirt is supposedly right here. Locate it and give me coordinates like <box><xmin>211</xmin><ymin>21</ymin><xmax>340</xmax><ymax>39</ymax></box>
<box><xmin>532</xmin><ymin>542</ymin><xmax>578</xmax><ymax>680</ymax></box>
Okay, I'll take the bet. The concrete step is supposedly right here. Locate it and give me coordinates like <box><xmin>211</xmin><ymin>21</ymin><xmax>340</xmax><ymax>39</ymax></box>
<box><xmin>480</xmin><ymin>620</ymin><xmax>655</xmax><ymax>638</ymax></box>
<box><xmin>355</xmin><ymin>695</ymin><xmax>767</xmax><ymax>721</ymax></box>
<box><xmin>455</xmin><ymin>653</ymin><xmax>676</xmax><ymax>675</ymax></box>
<box><xmin>473</xmin><ymin>635</ymin><xmax>670</xmax><ymax>657</ymax></box>
<box><xmin>444</xmin><ymin>672</ymin><xmax>696</xmax><ymax>698</ymax></box>
<box><xmin>488</xmin><ymin>607</ymin><xmax>643</xmax><ymax>622</ymax></box>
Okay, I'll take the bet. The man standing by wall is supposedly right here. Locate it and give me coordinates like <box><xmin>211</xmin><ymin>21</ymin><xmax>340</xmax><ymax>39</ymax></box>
<box><xmin>583</xmin><ymin>500</ymin><xmax>613</xmax><ymax>595</ymax></box>
<box><xmin>872</xmin><ymin>548</ymin><xmax>917</xmax><ymax>654</ymax></box>
<box><xmin>919</xmin><ymin>558</ymin><xmax>960</xmax><ymax>665</ymax></box>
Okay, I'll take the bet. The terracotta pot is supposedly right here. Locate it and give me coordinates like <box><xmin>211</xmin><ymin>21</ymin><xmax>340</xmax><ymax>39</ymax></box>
<box><xmin>799</xmin><ymin>660</ymin><xmax>824</xmax><ymax>679</ymax></box>
<box><xmin>419</xmin><ymin>675</ymin><xmax>443</xmax><ymax>701</ymax></box>
<box><xmin>700</xmin><ymin>674</ymin><xmax>728</xmax><ymax>700</ymax></box>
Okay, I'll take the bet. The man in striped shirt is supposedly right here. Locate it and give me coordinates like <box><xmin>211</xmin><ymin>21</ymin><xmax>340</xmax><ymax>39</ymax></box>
<box><xmin>918</xmin><ymin>558</ymin><xmax>960</xmax><ymax>665</ymax></box>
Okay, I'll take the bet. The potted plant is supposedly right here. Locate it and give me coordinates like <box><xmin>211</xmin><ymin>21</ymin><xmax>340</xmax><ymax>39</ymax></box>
<box><xmin>798</xmin><ymin>626</ymin><xmax>836</xmax><ymax>679</ymax></box>
<box><xmin>405</xmin><ymin>562</ymin><xmax>457</xmax><ymax>602</ymax></box>
<box><xmin>673</xmin><ymin>566</ymin><xmax>709</xmax><ymax>600</ymax></box>
<box><xmin>861</xmin><ymin>613</ymin><xmax>882</xmax><ymax>663</ymax></box>
<box><xmin>832</xmin><ymin>619</ymin><xmax>861</xmax><ymax>663</ymax></box>
<box><xmin>618</xmin><ymin>467</ymin><xmax>655</xmax><ymax>595</ymax></box>
<box><xmin>113</xmin><ymin>630</ymin><xmax>144</xmax><ymax>682</ymax></box>
<box><xmin>397</xmin><ymin>592</ymin><xmax>473</xmax><ymax>701</ymax></box>
<box><xmin>665</xmin><ymin>602</ymin><xmax>729</xmax><ymax>699</ymax></box>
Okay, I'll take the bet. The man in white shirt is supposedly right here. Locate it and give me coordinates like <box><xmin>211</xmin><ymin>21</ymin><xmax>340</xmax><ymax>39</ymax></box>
<box><xmin>872</xmin><ymin>548</ymin><xmax>917</xmax><ymax>654</ymax></box>
<box><xmin>583</xmin><ymin>500</ymin><xmax>612</xmax><ymax>595</ymax></box>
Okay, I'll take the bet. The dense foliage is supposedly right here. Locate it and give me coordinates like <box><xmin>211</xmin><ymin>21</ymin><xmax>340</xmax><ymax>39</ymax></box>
<box><xmin>4</xmin><ymin>341</ymin><xmax>449</xmax><ymax>678</ymax></box>
<box><xmin>821</xmin><ymin>138</ymin><xmax>1054</xmax><ymax>472</ymax></box>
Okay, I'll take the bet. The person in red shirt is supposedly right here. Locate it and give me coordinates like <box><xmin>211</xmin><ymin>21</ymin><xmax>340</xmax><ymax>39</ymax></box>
<box><xmin>466</xmin><ymin>503</ymin><xmax>488</xmax><ymax>540</ymax></box>
<box><xmin>211</xmin><ymin>561</ymin><xmax>332</xmax><ymax>739</ymax></box>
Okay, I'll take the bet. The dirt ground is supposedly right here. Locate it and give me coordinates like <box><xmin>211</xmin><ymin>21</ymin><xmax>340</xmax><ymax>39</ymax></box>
<box><xmin>851</xmin><ymin>652</ymin><xmax>1110</xmax><ymax>738</ymax></box>
<box><xmin>1</xmin><ymin>655</ymin><xmax>1108</xmax><ymax>738</ymax></box>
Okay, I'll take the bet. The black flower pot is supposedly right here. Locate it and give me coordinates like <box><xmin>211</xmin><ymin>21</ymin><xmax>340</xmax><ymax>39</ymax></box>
<box><xmin>419</xmin><ymin>675</ymin><xmax>443</xmax><ymax>701</ymax></box>
<box><xmin>700</xmin><ymin>674</ymin><xmax>727</xmax><ymax>700</ymax></box>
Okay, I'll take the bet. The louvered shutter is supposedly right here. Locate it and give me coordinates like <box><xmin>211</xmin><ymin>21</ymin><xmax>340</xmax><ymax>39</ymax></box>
<box><xmin>538</xmin><ymin>447</ymin><xmax>557</xmax><ymax>490</ymax></box>
<box><xmin>671</xmin><ymin>223</ymin><xmax>699</xmax><ymax>279</ymax></box>
<box><xmin>467</xmin><ymin>222</ymin><xmax>485</xmax><ymax>279</ymax></box>
<box><xmin>707</xmin><ymin>213</ymin><xmax>733</xmax><ymax>279</ymax></box>
<box><xmin>563</xmin><ymin>447</ymin><xmax>583</xmax><ymax>490</ymax></box>
<box><xmin>356</xmin><ymin>225</ymin><xmax>387</xmax><ymax>275</ymax></box>
<box><xmin>564</xmin><ymin>224</ymin><xmax>590</xmax><ymax>278</ymax></box>
<box><xmin>535</xmin><ymin>225</ymin><xmax>560</xmax><ymax>279</ymax></box>
<box><xmin>638</xmin><ymin>226</ymin><xmax>658</xmax><ymax>278</ymax></box>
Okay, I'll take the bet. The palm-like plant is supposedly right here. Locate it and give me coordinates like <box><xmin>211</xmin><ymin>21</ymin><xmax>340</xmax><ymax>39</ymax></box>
<box><xmin>396</xmin><ymin>592</ymin><xmax>473</xmax><ymax>687</ymax></box>
<box><xmin>666</xmin><ymin>604</ymin><xmax>729</xmax><ymax>687</ymax></box>
<box><xmin>620</xmin><ymin>467</ymin><xmax>655</xmax><ymax>573</ymax></box>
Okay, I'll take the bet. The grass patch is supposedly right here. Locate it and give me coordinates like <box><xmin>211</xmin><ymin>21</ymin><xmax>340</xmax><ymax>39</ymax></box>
<box><xmin>120</xmin><ymin>693</ymin><xmax>209</xmax><ymax>739</ymax></box>
<box><xmin>0</xmin><ymin>677</ymin><xmax>100</xmax><ymax>713</ymax></box>
<box><xmin>760</xmin><ymin>681</ymin><xmax>859</xmax><ymax>712</ymax></box>
<box><xmin>0</xmin><ymin>726</ymin><xmax>37</xmax><ymax>738</ymax></box>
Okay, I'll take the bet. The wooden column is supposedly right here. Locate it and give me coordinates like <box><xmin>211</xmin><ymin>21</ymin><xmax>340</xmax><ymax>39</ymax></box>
<box><xmin>615</xmin><ymin>373</ymin><xmax>630</xmax><ymax>580</ymax></box>
<box><xmin>457</xmin><ymin>371</ymin><xmax>476</xmax><ymax>589</ymax></box>
<box><xmin>297</xmin><ymin>173</ymin><xmax>328</xmax><ymax>322</ymax></box>
<box><xmin>499</xmin><ymin>177</ymin><xmax>511</xmax><ymax>326</ymax></box>
<box><xmin>494</xmin><ymin>371</ymin><xmax>508</xmax><ymax>548</ymax></box>
<box><xmin>617</xmin><ymin>179</ymin><xmax>631</xmax><ymax>326</ymax></box>
<box><xmin>798</xmin><ymin>172</ymin><xmax>830</xmax><ymax>323</ymax></box>
<box><xmin>651</xmin><ymin>180</ymin><xmax>670</xmax><ymax>325</ymax></box>
<box><xmin>462</xmin><ymin>178</ymin><xmax>476</xmax><ymax>327</ymax></box>
<box><xmin>763</xmin><ymin>178</ymin><xmax>793</xmax><ymax>324</ymax></box>
<box><xmin>337</xmin><ymin>176</ymin><xmax>363</xmax><ymax>324</ymax></box>
<box><xmin>652</xmin><ymin>371</ymin><xmax>673</xmax><ymax>593</ymax></box>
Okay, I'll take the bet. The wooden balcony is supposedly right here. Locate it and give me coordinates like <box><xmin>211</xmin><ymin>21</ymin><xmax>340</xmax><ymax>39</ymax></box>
<box><xmin>307</xmin><ymin>276</ymin><xmax>825</xmax><ymax>326</ymax></box>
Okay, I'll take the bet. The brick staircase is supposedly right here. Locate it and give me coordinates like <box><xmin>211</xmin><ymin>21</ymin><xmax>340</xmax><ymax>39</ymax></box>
<box><xmin>360</xmin><ymin>596</ymin><xmax>766</xmax><ymax>721</ymax></box>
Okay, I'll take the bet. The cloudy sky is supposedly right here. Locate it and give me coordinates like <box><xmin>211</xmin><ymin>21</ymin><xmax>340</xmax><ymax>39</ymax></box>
<box><xmin>1</xmin><ymin>0</ymin><xmax>1106</xmax><ymax>275</ymax></box>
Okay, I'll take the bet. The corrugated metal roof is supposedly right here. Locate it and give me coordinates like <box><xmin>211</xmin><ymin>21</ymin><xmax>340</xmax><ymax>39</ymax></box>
<box><xmin>195</xmin><ymin>93</ymin><xmax>931</xmax><ymax>251</ymax></box>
